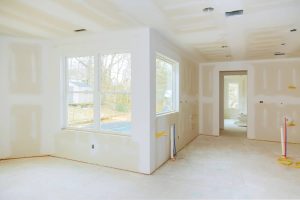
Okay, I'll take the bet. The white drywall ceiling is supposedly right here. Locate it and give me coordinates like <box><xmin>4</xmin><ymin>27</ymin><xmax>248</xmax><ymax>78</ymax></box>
<box><xmin>0</xmin><ymin>0</ymin><xmax>300</xmax><ymax>62</ymax></box>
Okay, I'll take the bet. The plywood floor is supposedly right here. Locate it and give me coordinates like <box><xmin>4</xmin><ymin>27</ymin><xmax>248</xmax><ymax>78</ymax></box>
<box><xmin>1</xmin><ymin>134</ymin><xmax>300</xmax><ymax>199</ymax></box>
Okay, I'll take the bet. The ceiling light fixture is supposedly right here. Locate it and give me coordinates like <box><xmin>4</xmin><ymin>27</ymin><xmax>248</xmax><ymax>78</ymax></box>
<box><xmin>203</xmin><ymin>7</ymin><xmax>214</xmax><ymax>13</ymax></box>
<box><xmin>74</xmin><ymin>29</ymin><xmax>87</xmax><ymax>32</ymax></box>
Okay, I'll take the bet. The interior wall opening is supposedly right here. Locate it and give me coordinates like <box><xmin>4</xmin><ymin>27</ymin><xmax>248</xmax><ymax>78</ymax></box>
<box><xmin>220</xmin><ymin>71</ymin><xmax>248</xmax><ymax>137</ymax></box>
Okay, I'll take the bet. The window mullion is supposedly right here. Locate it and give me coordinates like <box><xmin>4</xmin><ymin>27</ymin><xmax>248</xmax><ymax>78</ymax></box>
<box><xmin>94</xmin><ymin>55</ymin><xmax>100</xmax><ymax>130</ymax></box>
<box><xmin>64</xmin><ymin>57</ymin><xmax>68</xmax><ymax>128</ymax></box>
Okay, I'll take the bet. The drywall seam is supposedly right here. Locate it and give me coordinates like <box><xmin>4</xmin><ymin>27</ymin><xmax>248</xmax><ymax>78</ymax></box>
<box><xmin>200</xmin><ymin>57</ymin><xmax>300</xmax><ymax>65</ymax></box>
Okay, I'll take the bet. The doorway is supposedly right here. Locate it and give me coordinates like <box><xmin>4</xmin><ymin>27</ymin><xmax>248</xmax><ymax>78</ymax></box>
<box><xmin>220</xmin><ymin>71</ymin><xmax>247</xmax><ymax>137</ymax></box>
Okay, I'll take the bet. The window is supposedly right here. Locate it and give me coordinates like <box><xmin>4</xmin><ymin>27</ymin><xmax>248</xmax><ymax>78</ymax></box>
<box><xmin>65</xmin><ymin>53</ymin><xmax>131</xmax><ymax>134</ymax></box>
<box><xmin>100</xmin><ymin>53</ymin><xmax>131</xmax><ymax>133</ymax></box>
<box><xmin>66</xmin><ymin>56</ymin><xmax>94</xmax><ymax>128</ymax></box>
<box><xmin>156</xmin><ymin>55</ymin><xmax>178</xmax><ymax>114</ymax></box>
<box><xmin>228</xmin><ymin>83</ymin><xmax>239</xmax><ymax>109</ymax></box>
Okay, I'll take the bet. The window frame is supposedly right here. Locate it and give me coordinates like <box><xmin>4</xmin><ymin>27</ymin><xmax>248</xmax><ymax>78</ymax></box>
<box><xmin>62</xmin><ymin>52</ymin><xmax>132</xmax><ymax>136</ymax></box>
<box><xmin>155</xmin><ymin>53</ymin><xmax>179</xmax><ymax>116</ymax></box>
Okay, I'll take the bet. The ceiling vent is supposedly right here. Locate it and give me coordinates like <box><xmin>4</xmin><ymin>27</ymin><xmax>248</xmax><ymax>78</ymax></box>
<box><xmin>290</xmin><ymin>28</ymin><xmax>297</xmax><ymax>32</ymax></box>
<box><xmin>274</xmin><ymin>52</ymin><xmax>285</xmax><ymax>56</ymax></box>
<box><xmin>225</xmin><ymin>10</ymin><xmax>243</xmax><ymax>17</ymax></box>
<box><xmin>74</xmin><ymin>29</ymin><xmax>87</xmax><ymax>32</ymax></box>
<box><xmin>203</xmin><ymin>7</ymin><xmax>214</xmax><ymax>13</ymax></box>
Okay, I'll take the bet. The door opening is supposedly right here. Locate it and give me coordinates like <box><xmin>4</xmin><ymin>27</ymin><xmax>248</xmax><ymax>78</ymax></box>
<box><xmin>220</xmin><ymin>71</ymin><xmax>248</xmax><ymax>137</ymax></box>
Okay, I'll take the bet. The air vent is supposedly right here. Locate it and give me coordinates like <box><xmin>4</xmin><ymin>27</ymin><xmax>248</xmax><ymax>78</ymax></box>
<box><xmin>274</xmin><ymin>52</ymin><xmax>285</xmax><ymax>56</ymax></box>
<box><xmin>74</xmin><ymin>29</ymin><xmax>86</xmax><ymax>32</ymax></box>
<box><xmin>203</xmin><ymin>7</ymin><xmax>214</xmax><ymax>13</ymax></box>
<box><xmin>225</xmin><ymin>10</ymin><xmax>244</xmax><ymax>17</ymax></box>
<box><xmin>290</xmin><ymin>28</ymin><xmax>297</xmax><ymax>32</ymax></box>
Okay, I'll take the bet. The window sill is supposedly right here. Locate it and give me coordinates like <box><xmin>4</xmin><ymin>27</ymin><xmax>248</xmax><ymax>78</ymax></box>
<box><xmin>156</xmin><ymin>111</ymin><xmax>179</xmax><ymax>117</ymax></box>
<box><xmin>61</xmin><ymin>127</ymin><xmax>131</xmax><ymax>137</ymax></box>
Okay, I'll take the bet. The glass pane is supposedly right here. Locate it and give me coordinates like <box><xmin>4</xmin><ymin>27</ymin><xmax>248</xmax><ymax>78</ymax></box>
<box><xmin>228</xmin><ymin>83</ymin><xmax>239</xmax><ymax>109</ymax></box>
<box><xmin>67</xmin><ymin>56</ymin><xmax>94</xmax><ymax>92</ymax></box>
<box><xmin>67</xmin><ymin>93</ymin><xmax>94</xmax><ymax>128</ymax></box>
<box><xmin>100</xmin><ymin>93</ymin><xmax>131</xmax><ymax>133</ymax></box>
<box><xmin>156</xmin><ymin>58</ymin><xmax>174</xmax><ymax>114</ymax></box>
<box><xmin>100</xmin><ymin>53</ymin><xmax>131</xmax><ymax>133</ymax></box>
<box><xmin>100</xmin><ymin>53</ymin><xmax>131</xmax><ymax>92</ymax></box>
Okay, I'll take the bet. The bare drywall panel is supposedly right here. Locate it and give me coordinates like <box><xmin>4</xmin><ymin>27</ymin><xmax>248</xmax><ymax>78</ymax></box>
<box><xmin>254</xmin><ymin>103</ymin><xmax>280</xmax><ymax>141</ymax></box>
<box><xmin>254</xmin><ymin>61</ymin><xmax>300</xmax><ymax>97</ymax></box>
<box><xmin>202</xmin><ymin>103</ymin><xmax>213</xmax><ymax>134</ymax></box>
<box><xmin>201</xmin><ymin>66</ymin><xmax>214</xmax><ymax>97</ymax></box>
<box><xmin>0</xmin><ymin>37</ymin><xmax>55</xmax><ymax>160</ymax></box>
<box><xmin>10</xmin><ymin>105</ymin><xmax>42</xmax><ymax>157</ymax></box>
<box><xmin>155</xmin><ymin>113</ymin><xmax>177</xmax><ymax>168</ymax></box>
<box><xmin>152</xmin><ymin>30</ymin><xmax>198</xmax><ymax>169</ymax></box>
<box><xmin>9</xmin><ymin>43</ymin><xmax>41</xmax><ymax>94</ymax></box>
<box><xmin>255</xmin><ymin>103</ymin><xmax>300</xmax><ymax>143</ymax></box>
<box><xmin>254</xmin><ymin>64</ymin><xmax>277</xmax><ymax>96</ymax></box>
<box><xmin>55</xmin><ymin>131</ymin><xmax>139</xmax><ymax>172</ymax></box>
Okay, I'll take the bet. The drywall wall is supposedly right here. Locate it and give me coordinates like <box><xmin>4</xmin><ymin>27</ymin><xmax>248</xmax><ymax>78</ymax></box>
<box><xmin>199</xmin><ymin>58</ymin><xmax>300</xmax><ymax>143</ymax></box>
<box><xmin>53</xmin><ymin>28</ymin><xmax>153</xmax><ymax>174</ymax></box>
<box><xmin>150</xmin><ymin>30</ymin><xmax>199</xmax><ymax>169</ymax></box>
<box><xmin>0</xmin><ymin>28</ymin><xmax>198</xmax><ymax>174</ymax></box>
<box><xmin>0</xmin><ymin>37</ymin><xmax>57</xmax><ymax>159</ymax></box>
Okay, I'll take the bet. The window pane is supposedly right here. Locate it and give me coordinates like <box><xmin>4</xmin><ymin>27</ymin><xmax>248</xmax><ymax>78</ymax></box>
<box><xmin>100</xmin><ymin>93</ymin><xmax>131</xmax><ymax>133</ymax></box>
<box><xmin>100</xmin><ymin>53</ymin><xmax>131</xmax><ymax>92</ymax></box>
<box><xmin>228</xmin><ymin>83</ymin><xmax>239</xmax><ymax>109</ymax></box>
<box><xmin>67</xmin><ymin>56</ymin><xmax>94</xmax><ymax>92</ymax></box>
<box><xmin>156</xmin><ymin>58</ymin><xmax>174</xmax><ymax>114</ymax></box>
<box><xmin>100</xmin><ymin>53</ymin><xmax>131</xmax><ymax>133</ymax></box>
<box><xmin>67</xmin><ymin>93</ymin><xmax>94</xmax><ymax>128</ymax></box>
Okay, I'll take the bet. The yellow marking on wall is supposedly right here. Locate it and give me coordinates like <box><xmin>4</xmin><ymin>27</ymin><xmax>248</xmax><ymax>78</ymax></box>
<box><xmin>288</xmin><ymin>121</ymin><xmax>296</xmax><ymax>127</ymax></box>
<box><xmin>156</xmin><ymin>131</ymin><xmax>167</xmax><ymax>138</ymax></box>
<box><xmin>288</xmin><ymin>85</ymin><xmax>296</xmax><ymax>89</ymax></box>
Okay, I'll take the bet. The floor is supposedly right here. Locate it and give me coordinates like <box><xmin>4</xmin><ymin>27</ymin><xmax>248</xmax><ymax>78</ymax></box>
<box><xmin>221</xmin><ymin>119</ymin><xmax>247</xmax><ymax>137</ymax></box>
<box><xmin>1</xmin><ymin>135</ymin><xmax>300</xmax><ymax>199</ymax></box>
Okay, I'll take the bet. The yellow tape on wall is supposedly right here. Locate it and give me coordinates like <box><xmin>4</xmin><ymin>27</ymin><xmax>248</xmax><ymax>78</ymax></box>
<box><xmin>155</xmin><ymin>131</ymin><xmax>167</xmax><ymax>138</ymax></box>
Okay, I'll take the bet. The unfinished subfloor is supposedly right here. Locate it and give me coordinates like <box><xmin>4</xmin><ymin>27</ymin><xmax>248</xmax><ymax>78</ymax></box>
<box><xmin>1</xmin><ymin>135</ymin><xmax>300</xmax><ymax>199</ymax></box>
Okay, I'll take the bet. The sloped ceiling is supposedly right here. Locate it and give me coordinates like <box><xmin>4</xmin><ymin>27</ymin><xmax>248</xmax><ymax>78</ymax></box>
<box><xmin>0</xmin><ymin>0</ymin><xmax>300</xmax><ymax>62</ymax></box>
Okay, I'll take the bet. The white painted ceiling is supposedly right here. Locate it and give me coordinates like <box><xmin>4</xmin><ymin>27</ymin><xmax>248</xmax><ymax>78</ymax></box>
<box><xmin>1</xmin><ymin>0</ymin><xmax>300</xmax><ymax>62</ymax></box>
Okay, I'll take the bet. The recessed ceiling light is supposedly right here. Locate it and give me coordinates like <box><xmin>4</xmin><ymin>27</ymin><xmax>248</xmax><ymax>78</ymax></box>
<box><xmin>203</xmin><ymin>7</ymin><xmax>214</xmax><ymax>13</ymax></box>
<box><xmin>290</xmin><ymin>28</ymin><xmax>297</xmax><ymax>32</ymax></box>
<box><xmin>74</xmin><ymin>29</ymin><xmax>87</xmax><ymax>32</ymax></box>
